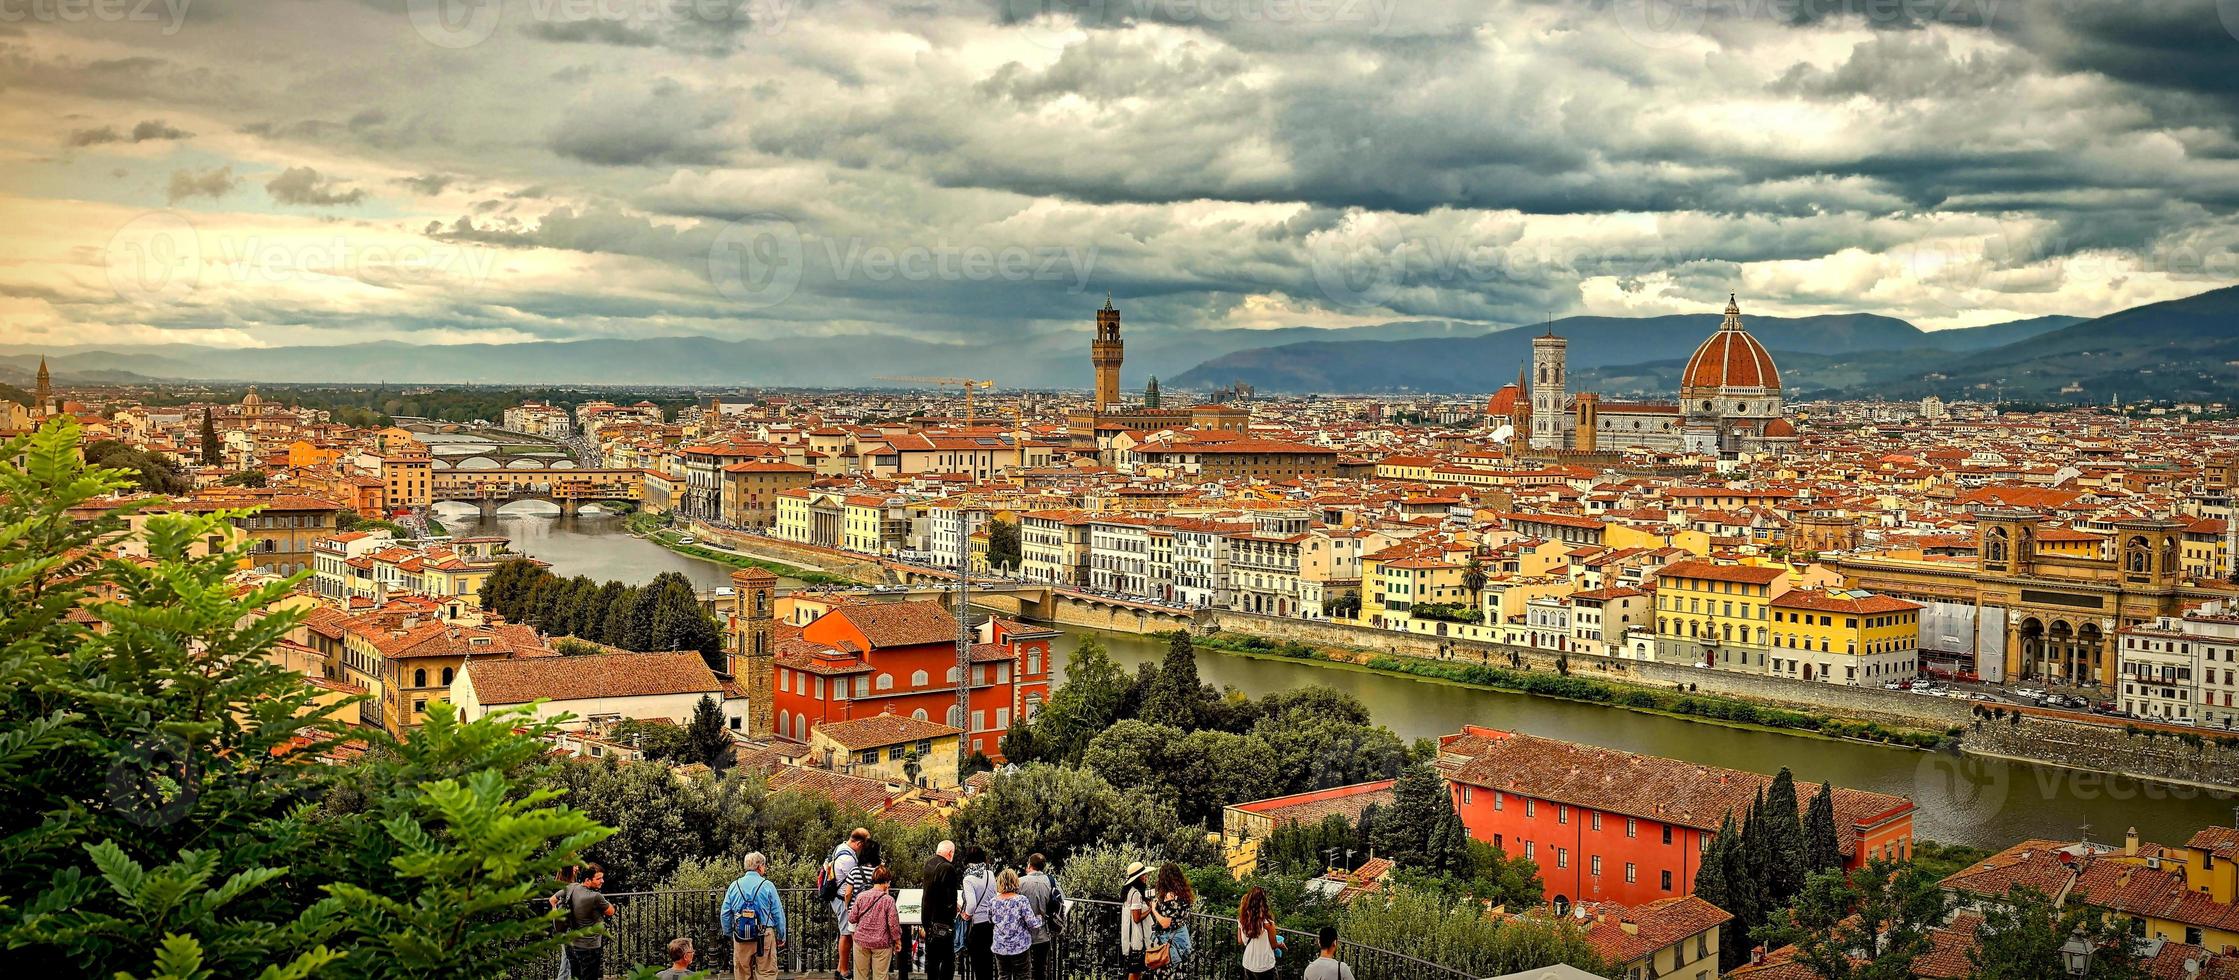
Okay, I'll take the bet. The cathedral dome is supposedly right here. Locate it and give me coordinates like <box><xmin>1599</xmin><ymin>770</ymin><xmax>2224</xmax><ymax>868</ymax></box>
<box><xmin>1681</xmin><ymin>295</ymin><xmax>1781</xmax><ymax>392</ymax></box>
<box><xmin>1763</xmin><ymin>417</ymin><xmax>1797</xmax><ymax>438</ymax></box>
<box><xmin>1486</xmin><ymin>383</ymin><xmax>1523</xmax><ymax>416</ymax></box>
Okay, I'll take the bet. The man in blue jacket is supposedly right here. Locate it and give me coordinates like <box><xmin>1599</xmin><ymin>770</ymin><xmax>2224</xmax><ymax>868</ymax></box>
<box><xmin>721</xmin><ymin>851</ymin><xmax>786</xmax><ymax>980</ymax></box>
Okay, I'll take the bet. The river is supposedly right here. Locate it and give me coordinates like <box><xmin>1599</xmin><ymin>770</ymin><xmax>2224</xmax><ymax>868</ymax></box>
<box><xmin>455</xmin><ymin>510</ymin><xmax>2234</xmax><ymax>851</ymax></box>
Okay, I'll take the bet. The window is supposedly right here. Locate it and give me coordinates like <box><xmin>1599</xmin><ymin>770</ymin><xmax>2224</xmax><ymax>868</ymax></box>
<box><xmin>1493</xmin><ymin>792</ymin><xmax>1503</xmax><ymax>811</ymax></box>
<box><xmin>1591</xmin><ymin>812</ymin><xmax>1602</xmax><ymax>831</ymax></box>
<box><xmin>440</xmin><ymin>667</ymin><xmax>453</xmax><ymax>685</ymax></box>
<box><xmin>1625</xmin><ymin>862</ymin><xmax>1637</xmax><ymax>883</ymax></box>
<box><xmin>1526</xmin><ymin>800</ymin><xmax>1537</xmax><ymax>818</ymax></box>
<box><xmin>1661</xmin><ymin>870</ymin><xmax>1673</xmax><ymax>891</ymax></box>
<box><xmin>1627</xmin><ymin>817</ymin><xmax>1637</xmax><ymax>838</ymax></box>
<box><xmin>971</xmin><ymin>710</ymin><xmax>985</xmax><ymax>732</ymax></box>
<box><xmin>1591</xmin><ymin>855</ymin><xmax>1602</xmax><ymax>876</ymax></box>
<box><xmin>876</xmin><ymin>674</ymin><xmax>894</xmax><ymax>691</ymax></box>
<box><xmin>1462</xmin><ymin>786</ymin><xmax>1473</xmax><ymax>805</ymax></box>
<box><xmin>1524</xmin><ymin>841</ymin><xmax>1535</xmax><ymax>859</ymax></box>
<box><xmin>1663</xmin><ymin>826</ymin><xmax>1673</xmax><ymax>845</ymax></box>
<box><xmin>414</xmin><ymin>668</ymin><xmax>427</xmax><ymax>687</ymax></box>
<box><xmin>911</xmin><ymin>670</ymin><xmax>929</xmax><ymax>687</ymax></box>
<box><xmin>1559</xmin><ymin>804</ymin><xmax>1569</xmax><ymax>824</ymax></box>
<box><xmin>1556</xmin><ymin>848</ymin><xmax>1568</xmax><ymax>868</ymax></box>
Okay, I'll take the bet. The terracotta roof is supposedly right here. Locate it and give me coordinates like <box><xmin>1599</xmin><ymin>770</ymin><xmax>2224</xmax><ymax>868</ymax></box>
<box><xmin>832</xmin><ymin>601</ymin><xmax>959</xmax><ymax>648</ymax></box>
<box><xmin>1654</xmin><ymin>560</ymin><xmax>1786</xmax><ymax>586</ymax></box>
<box><xmin>464</xmin><ymin>650</ymin><xmax>720</xmax><ymax>706</ymax></box>
<box><xmin>1770</xmin><ymin>589</ymin><xmax>1922</xmax><ymax>615</ymax></box>
<box><xmin>816</xmin><ymin>714</ymin><xmax>962</xmax><ymax>750</ymax></box>
<box><xmin>1577</xmin><ymin>895</ymin><xmax>1733</xmax><ymax>965</ymax></box>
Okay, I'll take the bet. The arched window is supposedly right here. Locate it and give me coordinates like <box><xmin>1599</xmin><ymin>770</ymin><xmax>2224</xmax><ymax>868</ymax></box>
<box><xmin>440</xmin><ymin>667</ymin><xmax>454</xmax><ymax>685</ymax></box>
<box><xmin>947</xmin><ymin>705</ymin><xmax>965</xmax><ymax>728</ymax></box>
<box><xmin>1984</xmin><ymin>527</ymin><xmax>2009</xmax><ymax>565</ymax></box>
<box><xmin>876</xmin><ymin>673</ymin><xmax>894</xmax><ymax>691</ymax></box>
<box><xmin>2126</xmin><ymin>536</ymin><xmax>2152</xmax><ymax>574</ymax></box>
<box><xmin>414</xmin><ymin>668</ymin><xmax>427</xmax><ymax>687</ymax></box>
<box><xmin>946</xmin><ymin>666</ymin><xmax>961</xmax><ymax>684</ymax></box>
<box><xmin>912</xmin><ymin>670</ymin><xmax>929</xmax><ymax>687</ymax></box>
<box><xmin>912</xmin><ymin>708</ymin><xmax>929</xmax><ymax>721</ymax></box>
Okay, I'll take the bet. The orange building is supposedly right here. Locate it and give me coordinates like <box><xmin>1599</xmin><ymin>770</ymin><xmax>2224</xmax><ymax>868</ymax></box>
<box><xmin>1437</xmin><ymin>726</ymin><xmax>1915</xmax><ymax>908</ymax></box>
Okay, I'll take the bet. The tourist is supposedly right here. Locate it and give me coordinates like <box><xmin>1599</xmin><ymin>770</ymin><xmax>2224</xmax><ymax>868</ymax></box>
<box><xmin>1118</xmin><ymin>862</ymin><xmax>1154</xmax><ymax>980</ymax></box>
<box><xmin>921</xmin><ymin>840</ymin><xmax>962</xmax><ymax>980</ymax></box>
<box><xmin>1014</xmin><ymin>853</ymin><xmax>1062</xmax><ymax>980</ymax></box>
<box><xmin>721</xmin><ymin>851</ymin><xmax>786</xmax><ymax>980</ymax></box>
<box><xmin>844</xmin><ymin>839</ymin><xmax>885</xmax><ymax>977</ymax></box>
<box><xmin>1147</xmin><ymin>863</ymin><xmax>1196</xmax><ymax>979</ymax></box>
<box><xmin>848</xmin><ymin>866</ymin><xmax>903</xmax><ymax>980</ymax></box>
<box><xmin>559</xmin><ymin>861</ymin><xmax>616</xmax><ymax>980</ymax></box>
<box><xmin>958</xmin><ymin>844</ymin><xmax>998</xmax><ymax>980</ymax></box>
<box><xmin>548</xmin><ymin>863</ymin><xmax>578</xmax><ymax>980</ymax></box>
<box><xmin>1236</xmin><ymin>886</ymin><xmax>1281</xmax><ymax>980</ymax></box>
<box><xmin>985</xmin><ymin>869</ymin><xmax>1044</xmax><ymax>980</ymax></box>
<box><xmin>827</xmin><ymin>827</ymin><xmax>869</xmax><ymax>980</ymax></box>
<box><xmin>656</xmin><ymin>937</ymin><xmax>696</xmax><ymax>980</ymax></box>
<box><xmin>1303</xmin><ymin>927</ymin><xmax>1353</xmax><ymax>980</ymax></box>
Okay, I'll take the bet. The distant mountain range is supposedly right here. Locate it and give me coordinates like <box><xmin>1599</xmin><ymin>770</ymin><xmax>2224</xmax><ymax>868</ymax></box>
<box><xmin>0</xmin><ymin>320</ymin><xmax>1482</xmax><ymax>391</ymax></box>
<box><xmin>1169</xmin><ymin>313</ymin><xmax>2086</xmax><ymax>395</ymax></box>
<box><xmin>11</xmin><ymin>285</ymin><xmax>2239</xmax><ymax>401</ymax></box>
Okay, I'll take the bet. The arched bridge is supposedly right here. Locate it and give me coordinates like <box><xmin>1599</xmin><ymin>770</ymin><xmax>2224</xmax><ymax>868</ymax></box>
<box><xmin>430</xmin><ymin>468</ymin><xmax>643</xmax><ymax>517</ymax></box>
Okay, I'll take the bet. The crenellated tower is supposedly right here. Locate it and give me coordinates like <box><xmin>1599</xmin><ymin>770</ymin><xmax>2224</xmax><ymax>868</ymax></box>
<box><xmin>1092</xmin><ymin>295</ymin><xmax>1124</xmax><ymax>412</ymax></box>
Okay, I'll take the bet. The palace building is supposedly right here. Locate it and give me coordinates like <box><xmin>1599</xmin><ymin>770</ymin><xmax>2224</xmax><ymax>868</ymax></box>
<box><xmin>1831</xmin><ymin>508</ymin><xmax>2222</xmax><ymax>691</ymax></box>
<box><xmin>1065</xmin><ymin>296</ymin><xmax>1250</xmax><ymax>453</ymax></box>
<box><xmin>1491</xmin><ymin>295</ymin><xmax>1799</xmax><ymax>459</ymax></box>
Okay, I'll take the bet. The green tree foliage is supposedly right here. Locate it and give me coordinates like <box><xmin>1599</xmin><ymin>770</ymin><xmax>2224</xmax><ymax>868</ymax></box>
<box><xmin>1967</xmin><ymin>886</ymin><xmax>2148</xmax><ymax>980</ymax></box>
<box><xmin>482</xmin><ymin>562</ymin><xmax>722</xmax><ymax>662</ymax></box>
<box><xmin>1754</xmin><ymin>857</ymin><xmax>1950</xmax><ymax>980</ymax></box>
<box><xmin>1009</xmin><ymin>636</ymin><xmax>1131</xmax><ymax>765</ymax></box>
<box><xmin>1461</xmin><ymin>553</ymin><xmax>1487</xmax><ymax>595</ymax></box>
<box><xmin>1136</xmin><ymin>631</ymin><xmax>1216</xmax><ymax>729</ymax></box>
<box><xmin>200</xmin><ymin>407</ymin><xmax>219</xmax><ymax>465</ymax></box>
<box><xmin>220</xmin><ymin>468</ymin><xmax>269</xmax><ymax>487</ymax></box>
<box><xmin>1763</xmin><ymin>768</ymin><xmax>1807</xmax><ymax>901</ymax></box>
<box><xmin>81</xmin><ymin>438</ymin><xmax>193</xmax><ymax>494</ymax></box>
<box><xmin>642</xmin><ymin>571</ymin><xmax>723</xmax><ymax>665</ymax></box>
<box><xmin>986</xmin><ymin>519</ymin><xmax>1022</xmax><ymax>572</ymax></box>
<box><xmin>1336</xmin><ymin>889</ymin><xmax>1608</xmax><ymax>979</ymax></box>
<box><xmin>0</xmin><ymin>418</ymin><xmax>615</xmax><ymax>978</ymax></box>
<box><xmin>1804</xmin><ymin>782</ymin><xmax>1842</xmax><ymax>874</ymax></box>
<box><xmin>686</xmin><ymin>694</ymin><xmax>731</xmax><ymax>766</ymax></box>
<box><xmin>947</xmin><ymin>763</ymin><xmax>1214</xmax><ymax>869</ymax></box>
<box><xmin>1370</xmin><ymin>762</ymin><xmax>1462</xmax><ymax>872</ymax></box>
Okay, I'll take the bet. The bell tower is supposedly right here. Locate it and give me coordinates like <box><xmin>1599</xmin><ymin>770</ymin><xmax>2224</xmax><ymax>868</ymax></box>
<box><xmin>1092</xmin><ymin>295</ymin><xmax>1124</xmax><ymax>412</ymax></box>
<box><xmin>33</xmin><ymin>356</ymin><xmax>50</xmax><ymax>417</ymax></box>
<box><xmin>1529</xmin><ymin>329</ymin><xmax>1567</xmax><ymax>452</ymax></box>
<box><xmin>730</xmin><ymin>566</ymin><xmax>778</xmax><ymax>738</ymax></box>
<box><xmin>1976</xmin><ymin>509</ymin><xmax>2040</xmax><ymax>577</ymax></box>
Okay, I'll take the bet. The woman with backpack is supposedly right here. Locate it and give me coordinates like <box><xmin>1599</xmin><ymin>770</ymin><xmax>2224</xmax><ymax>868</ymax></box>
<box><xmin>958</xmin><ymin>845</ymin><xmax>998</xmax><ymax>980</ymax></box>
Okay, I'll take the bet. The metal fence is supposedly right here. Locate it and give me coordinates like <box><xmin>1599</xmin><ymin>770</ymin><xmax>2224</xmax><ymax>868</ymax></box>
<box><xmin>568</xmin><ymin>889</ymin><xmax>1475</xmax><ymax>980</ymax></box>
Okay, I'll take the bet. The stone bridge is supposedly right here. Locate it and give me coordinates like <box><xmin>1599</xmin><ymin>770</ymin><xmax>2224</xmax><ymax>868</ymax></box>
<box><xmin>429</xmin><ymin>467</ymin><xmax>643</xmax><ymax>518</ymax></box>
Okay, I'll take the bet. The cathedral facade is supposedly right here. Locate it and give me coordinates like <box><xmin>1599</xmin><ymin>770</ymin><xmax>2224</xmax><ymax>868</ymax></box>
<box><xmin>1489</xmin><ymin>295</ymin><xmax>1797</xmax><ymax>459</ymax></box>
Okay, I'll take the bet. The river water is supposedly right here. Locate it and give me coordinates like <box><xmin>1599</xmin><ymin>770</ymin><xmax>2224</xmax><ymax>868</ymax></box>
<box><xmin>455</xmin><ymin>510</ymin><xmax>2235</xmax><ymax>851</ymax></box>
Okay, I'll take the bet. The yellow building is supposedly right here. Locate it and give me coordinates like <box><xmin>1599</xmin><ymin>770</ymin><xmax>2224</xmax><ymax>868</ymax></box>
<box><xmin>1363</xmin><ymin>550</ymin><xmax>1468</xmax><ymax>629</ymax></box>
<box><xmin>167</xmin><ymin>491</ymin><xmax>345</xmax><ymax>576</ymax></box>
<box><xmin>1766</xmin><ymin>588</ymin><xmax>1922</xmax><ymax>685</ymax></box>
<box><xmin>1652</xmin><ymin>560</ymin><xmax>1787</xmax><ymax>671</ymax></box>
<box><xmin>808</xmin><ymin>714</ymin><xmax>963</xmax><ymax>789</ymax></box>
<box><xmin>381</xmin><ymin>443</ymin><xmax>432</xmax><ymax>509</ymax></box>
<box><xmin>840</xmin><ymin>494</ymin><xmax>906</xmax><ymax>554</ymax></box>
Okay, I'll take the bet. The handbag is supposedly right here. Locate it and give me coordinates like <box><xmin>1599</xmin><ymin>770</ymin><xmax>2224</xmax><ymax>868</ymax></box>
<box><xmin>1143</xmin><ymin>941</ymin><xmax>1173</xmax><ymax>971</ymax></box>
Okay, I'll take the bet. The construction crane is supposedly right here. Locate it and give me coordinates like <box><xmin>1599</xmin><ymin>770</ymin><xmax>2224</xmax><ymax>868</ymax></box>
<box><xmin>876</xmin><ymin>376</ymin><xmax>996</xmax><ymax>427</ymax></box>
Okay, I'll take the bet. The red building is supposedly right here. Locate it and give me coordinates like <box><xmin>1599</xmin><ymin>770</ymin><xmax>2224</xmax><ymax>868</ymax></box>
<box><xmin>1438</xmin><ymin>726</ymin><xmax>1915</xmax><ymax>908</ymax></box>
<box><xmin>763</xmin><ymin>601</ymin><xmax>1053</xmax><ymax>760</ymax></box>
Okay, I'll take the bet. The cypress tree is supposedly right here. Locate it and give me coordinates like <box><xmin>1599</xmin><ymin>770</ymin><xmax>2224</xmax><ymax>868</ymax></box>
<box><xmin>1765</xmin><ymin>768</ymin><xmax>1807</xmax><ymax>902</ymax></box>
<box><xmin>1804</xmin><ymin>782</ymin><xmax>1842</xmax><ymax>872</ymax></box>
<box><xmin>601</xmin><ymin>585</ymin><xmax>640</xmax><ymax>646</ymax></box>
<box><xmin>685</xmin><ymin>694</ymin><xmax>729</xmax><ymax>765</ymax></box>
<box><xmin>1138</xmin><ymin>631</ymin><xmax>1206</xmax><ymax>729</ymax></box>
<box><xmin>199</xmin><ymin>408</ymin><xmax>219</xmax><ymax>466</ymax></box>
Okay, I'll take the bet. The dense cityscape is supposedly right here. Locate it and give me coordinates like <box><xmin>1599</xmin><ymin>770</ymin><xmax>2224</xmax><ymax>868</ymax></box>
<box><xmin>15</xmin><ymin>1</ymin><xmax>2239</xmax><ymax>979</ymax></box>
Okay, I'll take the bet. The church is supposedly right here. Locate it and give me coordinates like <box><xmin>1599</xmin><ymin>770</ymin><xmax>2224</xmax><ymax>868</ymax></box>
<box><xmin>1488</xmin><ymin>295</ymin><xmax>1798</xmax><ymax>459</ymax></box>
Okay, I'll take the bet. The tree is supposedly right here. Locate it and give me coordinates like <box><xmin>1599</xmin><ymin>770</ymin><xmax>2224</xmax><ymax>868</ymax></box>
<box><xmin>1968</xmin><ymin>886</ymin><xmax>2148</xmax><ymax>980</ymax></box>
<box><xmin>1337</xmin><ymin>888</ymin><xmax>1608</xmax><ymax>979</ymax></box>
<box><xmin>1461</xmin><ymin>552</ymin><xmax>1487</xmax><ymax>595</ymax></box>
<box><xmin>987</xmin><ymin>519</ymin><xmax>1022</xmax><ymax>572</ymax></box>
<box><xmin>948</xmin><ymin>763</ymin><xmax>1214</xmax><ymax>868</ymax></box>
<box><xmin>200</xmin><ymin>406</ymin><xmax>219</xmax><ymax>465</ymax></box>
<box><xmin>1082</xmin><ymin>719</ymin><xmax>1180</xmax><ymax>793</ymax></box>
<box><xmin>1764</xmin><ymin>768</ymin><xmax>1807</xmax><ymax>903</ymax></box>
<box><xmin>641</xmin><ymin>571</ymin><xmax>722</xmax><ymax>666</ymax></box>
<box><xmin>1250</xmin><ymin>713</ymin><xmax>1409</xmax><ymax>796</ymax></box>
<box><xmin>1754</xmin><ymin>857</ymin><xmax>1950</xmax><ymax>980</ymax></box>
<box><xmin>1171</xmin><ymin>729</ymin><xmax>1279</xmax><ymax>825</ymax></box>
<box><xmin>1137</xmin><ymin>631</ymin><xmax>1212</xmax><ymax>729</ymax></box>
<box><xmin>685</xmin><ymin>694</ymin><xmax>731</xmax><ymax>766</ymax></box>
<box><xmin>1020</xmin><ymin>636</ymin><xmax>1131</xmax><ymax>764</ymax></box>
<box><xmin>1804</xmin><ymin>782</ymin><xmax>1842</xmax><ymax>873</ymax></box>
<box><xmin>219</xmin><ymin>468</ymin><xmax>269</xmax><ymax>487</ymax></box>
<box><xmin>0</xmin><ymin>417</ymin><xmax>613</xmax><ymax>978</ymax></box>
<box><xmin>1371</xmin><ymin>762</ymin><xmax>1453</xmax><ymax>869</ymax></box>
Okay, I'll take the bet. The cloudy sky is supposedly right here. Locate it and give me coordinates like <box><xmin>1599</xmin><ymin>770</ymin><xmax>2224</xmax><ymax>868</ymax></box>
<box><xmin>5</xmin><ymin>0</ymin><xmax>2239</xmax><ymax>356</ymax></box>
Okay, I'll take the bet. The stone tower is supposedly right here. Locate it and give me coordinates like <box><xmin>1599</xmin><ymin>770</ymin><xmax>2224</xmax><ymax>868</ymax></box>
<box><xmin>730</xmin><ymin>566</ymin><xmax>778</xmax><ymax>738</ymax></box>
<box><xmin>1529</xmin><ymin>329</ymin><xmax>1567</xmax><ymax>451</ymax></box>
<box><xmin>33</xmin><ymin>356</ymin><xmax>50</xmax><ymax>417</ymax></box>
<box><xmin>1573</xmin><ymin>392</ymin><xmax>1599</xmax><ymax>453</ymax></box>
<box><xmin>1092</xmin><ymin>295</ymin><xmax>1124</xmax><ymax>412</ymax></box>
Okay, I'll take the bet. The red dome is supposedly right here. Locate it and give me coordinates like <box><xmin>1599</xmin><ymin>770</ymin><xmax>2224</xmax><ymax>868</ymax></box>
<box><xmin>1681</xmin><ymin>295</ymin><xmax>1781</xmax><ymax>391</ymax></box>
<box><xmin>1763</xmin><ymin>417</ymin><xmax>1797</xmax><ymax>438</ymax></box>
<box><xmin>1486</xmin><ymin>383</ymin><xmax>1523</xmax><ymax>416</ymax></box>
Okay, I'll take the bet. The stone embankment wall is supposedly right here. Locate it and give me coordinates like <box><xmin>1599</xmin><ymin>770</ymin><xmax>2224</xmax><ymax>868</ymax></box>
<box><xmin>681</xmin><ymin>524</ymin><xmax>888</xmax><ymax>583</ymax></box>
<box><xmin>1041</xmin><ymin>593</ymin><xmax>1197</xmax><ymax>633</ymax></box>
<box><xmin>1208</xmin><ymin>609</ymin><xmax>1974</xmax><ymax>731</ymax></box>
<box><xmin>1961</xmin><ymin>714</ymin><xmax>2239</xmax><ymax>791</ymax></box>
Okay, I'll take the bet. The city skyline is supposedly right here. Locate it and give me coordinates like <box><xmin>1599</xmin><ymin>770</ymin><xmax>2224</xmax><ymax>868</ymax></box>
<box><xmin>5</xmin><ymin>1</ymin><xmax>2239</xmax><ymax>357</ymax></box>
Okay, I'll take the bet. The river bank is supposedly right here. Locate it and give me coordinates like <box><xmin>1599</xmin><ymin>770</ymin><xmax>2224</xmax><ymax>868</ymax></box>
<box><xmin>643</xmin><ymin>529</ymin><xmax>855</xmax><ymax>586</ymax></box>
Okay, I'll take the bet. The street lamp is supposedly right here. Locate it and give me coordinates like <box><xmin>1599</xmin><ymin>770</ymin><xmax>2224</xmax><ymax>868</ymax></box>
<box><xmin>2059</xmin><ymin>929</ymin><xmax>2093</xmax><ymax>976</ymax></box>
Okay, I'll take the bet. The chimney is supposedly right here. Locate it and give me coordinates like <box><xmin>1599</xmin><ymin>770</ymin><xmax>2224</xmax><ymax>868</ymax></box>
<box><xmin>2127</xmin><ymin>827</ymin><xmax>2141</xmax><ymax>857</ymax></box>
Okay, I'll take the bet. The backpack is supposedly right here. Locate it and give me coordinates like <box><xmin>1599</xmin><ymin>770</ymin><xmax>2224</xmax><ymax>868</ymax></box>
<box><xmin>815</xmin><ymin>844</ymin><xmax>850</xmax><ymax>905</ymax></box>
<box><xmin>728</xmin><ymin>879</ymin><xmax>772</xmax><ymax>944</ymax></box>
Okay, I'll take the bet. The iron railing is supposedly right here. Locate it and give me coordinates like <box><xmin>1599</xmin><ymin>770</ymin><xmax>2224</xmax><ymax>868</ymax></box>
<box><xmin>553</xmin><ymin>889</ymin><xmax>1475</xmax><ymax>980</ymax></box>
